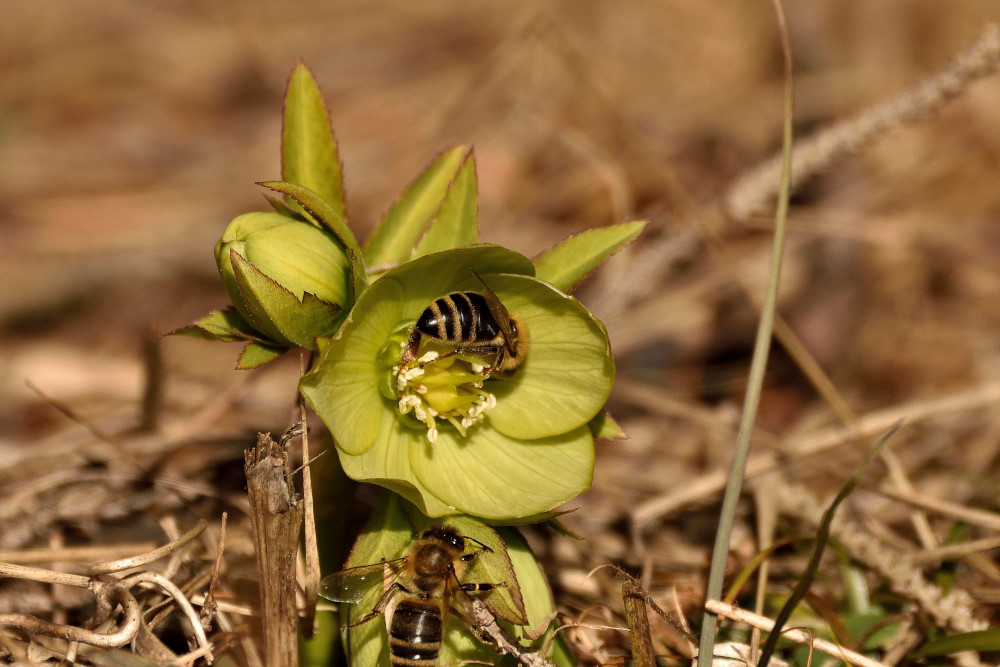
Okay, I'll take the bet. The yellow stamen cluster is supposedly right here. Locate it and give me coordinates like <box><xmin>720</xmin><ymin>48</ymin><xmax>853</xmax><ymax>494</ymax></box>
<box><xmin>394</xmin><ymin>351</ymin><xmax>496</xmax><ymax>443</ymax></box>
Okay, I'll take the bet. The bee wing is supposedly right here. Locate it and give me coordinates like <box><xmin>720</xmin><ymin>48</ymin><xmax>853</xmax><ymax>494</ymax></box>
<box><xmin>319</xmin><ymin>557</ymin><xmax>405</xmax><ymax>604</ymax></box>
<box><xmin>470</xmin><ymin>269</ymin><xmax>516</xmax><ymax>344</ymax></box>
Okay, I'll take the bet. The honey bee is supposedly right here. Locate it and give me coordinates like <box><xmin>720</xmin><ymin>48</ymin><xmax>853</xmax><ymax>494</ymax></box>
<box><xmin>401</xmin><ymin>270</ymin><xmax>528</xmax><ymax>377</ymax></box>
<box><xmin>319</xmin><ymin>525</ymin><xmax>505</xmax><ymax>666</ymax></box>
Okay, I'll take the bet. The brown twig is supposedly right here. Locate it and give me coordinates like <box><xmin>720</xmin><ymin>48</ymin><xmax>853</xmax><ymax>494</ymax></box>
<box><xmin>704</xmin><ymin>599</ymin><xmax>887</xmax><ymax>667</ymax></box>
<box><xmin>0</xmin><ymin>581</ymin><xmax>140</xmax><ymax>648</ymax></box>
<box><xmin>88</xmin><ymin>520</ymin><xmax>207</xmax><ymax>576</ymax></box>
<box><xmin>119</xmin><ymin>570</ymin><xmax>214</xmax><ymax>660</ymax></box>
<box><xmin>245</xmin><ymin>432</ymin><xmax>303</xmax><ymax>667</ymax></box>
<box><xmin>469</xmin><ymin>598</ymin><xmax>557</xmax><ymax>667</ymax></box>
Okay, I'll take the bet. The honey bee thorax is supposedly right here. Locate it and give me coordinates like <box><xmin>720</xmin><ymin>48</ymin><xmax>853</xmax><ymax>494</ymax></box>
<box><xmin>410</xmin><ymin>543</ymin><xmax>456</xmax><ymax>592</ymax></box>
<box><xmin>416</xmin><ymin>291</ymin><xmax>501</xmax><ymax>343</ymax></box>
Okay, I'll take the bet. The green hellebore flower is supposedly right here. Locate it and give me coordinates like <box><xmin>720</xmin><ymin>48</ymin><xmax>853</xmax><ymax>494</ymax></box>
<box><xmin>215</xmin><ymin>211</ymin><xmax>351</xmax><ymax>349</ymax></box>
<box><xmin>299</xmin><ymin>245</ymin><xmax>615</xmax><ymax>521</ymax></box>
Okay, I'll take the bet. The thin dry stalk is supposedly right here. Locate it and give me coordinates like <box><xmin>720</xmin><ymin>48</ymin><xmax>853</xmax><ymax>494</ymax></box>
<box><xmin>0</xmin><ymin>582</ymin><xmax>140</xmax><ymax>649</ymax></box>
<box><xmin>703</xmin><ymin>598</ymin><xmax>887</xmax><ymax>667</ymax></box>
<box><xmin>469</xmin><ymin>598</ymin><xmax>556</xmax><ymax>667</ymax></box>
<box><xmin>632</xmin><ymin>381</ymin><xmax>1000</xmax><ymax>524</ymax></box>
<box><xmin>724</xmin><ymin>25</ymin><xmax>1000</xmax><ymax>219</ymax></box>
<box><xmin>119</xmin><ymin>571</ymin><xmax>213</xmax><ymax>658</ymax></box>
<box><xmin>0</xmin><ymin>543</ymin><xmax>158</xmax><ymax>564</ymax></box>
<box><xmin>88</xmin><ymin>520</ymin><xmax>207</xmax><ymax>575</ymax></box>
<box><xmin>780</xmin><ymin>482</ymin><xmax>986</xmax><ymax>634</ymax></box>
<box><xmin>877</xmin><ymin>487</ymin><xmax>1000</xmax><ymax>533</ymax></box>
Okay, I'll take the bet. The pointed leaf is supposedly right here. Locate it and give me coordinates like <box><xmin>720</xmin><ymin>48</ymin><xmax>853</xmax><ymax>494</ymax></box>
<box><xmin>166</xmin><ymin>308</ymin><xmax>264</xmax><ymax>343</ymax></box>
<box><xmin>259</xmin><ymin>181</ymin><xmax>366</xmax><ymax>303</ymax></box>
<box><xmin>363</xmin><ymin>145</ymin><xmax>469</xmax><ymax>269</ymax></box>
<box><xmin>533</xmin><ymin>220</ymin><xmax>647</xmax><ymax>292</ymax></box>
<box><xmin>588</xmin><ymin>410</ymin><xmax>626</xmax><ymax>440</ymax></box>
<box><xmin>412</xmin><ymin>150</ymin><xmax>478</xmax><ymax>258</ymax></box>
<box><xmin>282</xmin><ymin>62</ymin><xmax>345</xmax><ymax>219</ymax></box>
<box><xmin>237</xmin><ymin>341</ymin><xmax>285</xmax><ymax>369</ymax></box>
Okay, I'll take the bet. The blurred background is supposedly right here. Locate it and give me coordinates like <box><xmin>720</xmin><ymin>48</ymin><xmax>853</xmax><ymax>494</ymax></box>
<box><xmin>2</xmin><ymin>1</ymin><xmax>1000</xmax><ymax>663</ymax></box>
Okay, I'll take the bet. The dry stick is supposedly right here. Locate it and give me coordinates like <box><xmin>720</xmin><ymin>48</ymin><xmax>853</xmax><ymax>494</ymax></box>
<box><xmin>88</xmin><ymin>520</ymin><xmax>207</xmax><ymax>576</ymax></box>
<box><xmin>724</xmin><ymin>24</ymin><xmax>1000</xmax><ymax>220</ymax></box>
<box><xmin>877</xmin><ymin>487</ymin><xmax>1000</xmax><ymax>533</ymax></box>
<box><xmin>703</xmin><ymin>599</ymin><xmax>887</xmax><ymax>667</ymax></box>
<box><xmin>245</xmin><ymin>432</ymin><xmax>304</xmax><ymax>667</ymax></box>
<box><xmin>781</xmin><ymin>482</ymin><xmax>985</xmax><ymax>634</ymax></box>
<box><xmin>120</xmin><ymin>571</ymin><xmax>214</xmax><ymax>660</ymax></box>
<box><xmin>0</xmin><ymin>543</ymin><xmax>159</xmax><ymax>564</ymax></box>
<box><xmin>0</xmin><ymin>583</ymin><xmax>141</xmax><ymax>649</ymax></box>
<box><xmin>905</xmin><ymin>534</ymin><xmax>1000</xmax><ymax>566</ymax></box>
<box><xmin>631</xmin><ymin>381</ymin><xmax>1000</xmax><ymax>524</ymax></box>
<box><xmin>469</xmin><ymin>598</ymin><xmax>556</xmax><ymax>667</ymax></box>
<box><xmin>296</xmin><ymin>353</ymin><xmax>321</xmax><ymax>638</ymax></box>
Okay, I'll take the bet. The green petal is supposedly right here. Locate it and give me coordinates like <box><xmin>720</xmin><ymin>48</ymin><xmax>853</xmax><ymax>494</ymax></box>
<box><xmin>299</xmin><ymin>278</ymin><xmax>405</xmax><ymax>456</ymax></box>
<box><xmin>471</xmin><ymin>275</ymin><xmax>614</xmax><ymax>440</ymax></box>
<box><xmin>363</xmin><ymin>145</ymin><xmax>469</xmax><ymax>269</ymax></box>
<box><xmin>532</xmin><ymin>220</ymin><xmax>646</xmax><ymax>292</ymax></box>
<box><xmin>334</xmin><ymin>407</ymin><xmax>456</xmax><ymax>517</ymax></box>
<box><xmin>411</xmin><ymin>150</ymin><xmax>478</xmax><ymax>259</ymax></box>
<box><xmin>408</xmin><ymin>425</ymin><xmax>595</xmax><ymax>520</ymax></box>
<box><xmin>281</xmin><ymin>62</ymin><xmax>345</xmax><ymax>220</ymax></box>
<box><xmin>386</xmin><ymin>244</ymin><xmax>535</xmax><ymax>314</ymax></box>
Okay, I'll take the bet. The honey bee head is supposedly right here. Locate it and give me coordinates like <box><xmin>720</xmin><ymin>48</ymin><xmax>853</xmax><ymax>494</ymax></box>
<box><xmin>410</xmin><ymin>526</ymin><xmax>467</xmax><ymax>586</ymax></box>
<box><xmin>491</xmin><ymin>313</ymin><xmax>529</xmax><ymax>377</ymax></box>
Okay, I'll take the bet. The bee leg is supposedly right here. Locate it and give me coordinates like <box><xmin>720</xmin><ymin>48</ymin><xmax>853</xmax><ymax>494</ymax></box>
<box><xmin>460</xmin><ymin>581</ymin><xmax>506</xmax><ymax>594</ymax></box>
<box><xmin>401</xmin><ymin>330</ymin><xmax>422</xmax><ymax>366</ymax></box>
<box><xmin>460</xmin><ymin>537</ymin><xmax>494</xmax><ymax>562</ymax></box>
<box><xmin>342</xmin><ymin>581</ymin><xmax>412</xmax><ymax>629</ymax></box>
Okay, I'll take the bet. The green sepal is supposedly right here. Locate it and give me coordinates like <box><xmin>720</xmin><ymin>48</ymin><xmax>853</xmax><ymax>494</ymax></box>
<box><xmin>498</xmin><ymin>527</ymin><xmax>577</xmax><ymax>667</ymax></box>
<box><xmin>363</xmin><ymin>145</ymin><xmax>469</xmax><ymax>271</ymax></box>
<box><xmin>259</xmin><ymin>181</ymin><xmax>366</xmax><ymax>303</ymax></box>
<box><xmin>282</xmin><ymin>62</ymin><xmax>346</xmax><ymax>221</ymax></box>
<box><xmin>230</xmin><ymin>250</ymin><xmax>343</xmax><ymax>349</ymax></box>
<box><xmin>533</xmin><ymin>220</ymin><xmax>647</xmax><ymax>292</ymax></box>
<box><xmin>237</xmin><ymin>341</ymin><xmax>285</xmax><ymax>369</ymax></box>
<box><xmin>336</xmin><ymin>494</ymin><xmax>534</xmax><ymax>667</ymax></box>
<box><xmin>588</xmin><ymin>410</ymin><xmax>627</xmax><ymax>440</ymax></box>
<box><xmin>166</xmin><ymin>307</ymin><xmax>264</xmax><ymax>343</ymax></box>
<box><xmin>412</xmin><ymin>149</ymin><xmax>478</xmax><ymax>259</ymax></box>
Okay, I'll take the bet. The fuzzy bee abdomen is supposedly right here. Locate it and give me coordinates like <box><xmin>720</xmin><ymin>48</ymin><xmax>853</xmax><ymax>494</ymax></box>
<box><xmin>416</xmin><ymin>292</ymin><xmax>500</xmax><ymax>344</ymax></box>
<box><xmin>388</xmin><ymin>602</ymin><xmax>442</xmax><ymax>666</ymax></box>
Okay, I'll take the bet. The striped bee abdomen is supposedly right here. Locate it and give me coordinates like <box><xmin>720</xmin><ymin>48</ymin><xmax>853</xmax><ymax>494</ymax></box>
<box><xmin>416</xmin><ymin>292</ymin><xmax>500</xmax><ymax>344</ymax></box>
<box><xmin>388</xmin><ymin>601</ymin><xmax>443</xmax><ymax>666</ymax></box>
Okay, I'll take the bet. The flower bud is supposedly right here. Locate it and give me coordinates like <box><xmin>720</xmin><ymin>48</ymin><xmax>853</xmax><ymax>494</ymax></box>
<box><xmin>215</xmin><ymin>211</ymin><xmax>350</xmax><ymax>349</ymax></box>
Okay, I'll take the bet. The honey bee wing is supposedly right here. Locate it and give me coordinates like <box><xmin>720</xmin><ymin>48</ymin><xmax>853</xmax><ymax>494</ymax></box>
<box><xmin>470</xmin><ymin>269</ymin><xmax>516</xmax><ymax>343</ymax></box>
<box><xmin>318</xmin><ymin>557</ymin><xmax>405</xmax><ymax>604</ymax></box>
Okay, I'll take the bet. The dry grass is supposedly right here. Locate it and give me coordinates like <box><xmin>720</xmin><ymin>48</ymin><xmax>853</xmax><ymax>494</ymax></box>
<box><xmin>2</xmin><ymin>2</ymin><xmax>1000</xmax><ymax>665</ymax></box>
